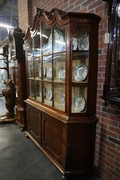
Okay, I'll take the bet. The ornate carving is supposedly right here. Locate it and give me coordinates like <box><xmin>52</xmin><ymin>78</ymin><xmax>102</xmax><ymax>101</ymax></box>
<box><xmin>2</xmin><ymin>79</ymin><xmax>16</xmax><ymax>119</ymax></box>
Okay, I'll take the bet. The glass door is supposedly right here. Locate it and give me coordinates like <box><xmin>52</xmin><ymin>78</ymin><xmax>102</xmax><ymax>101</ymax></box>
<box><xmin>42</xmin><ymin>23</ymin><xmax>66</xmax><ymax>112</ymax></box>
<box><xmin>71</xmin><ymin>28</ymin><xmax>89</xmax><ymax>113</ymax></box>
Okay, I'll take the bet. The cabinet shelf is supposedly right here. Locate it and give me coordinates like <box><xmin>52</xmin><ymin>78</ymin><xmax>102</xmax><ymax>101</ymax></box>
<box><xmin>72</xmin><ymin>81</ymin><xmax>88</xmax><ymax>84</ymax></box>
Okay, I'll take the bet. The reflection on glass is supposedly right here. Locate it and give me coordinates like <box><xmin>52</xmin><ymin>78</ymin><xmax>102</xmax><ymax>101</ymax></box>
<box><xmin>29</xmin><ymin>80</ymin><xmax>34</xmax><ymax>98</ymax></box>
<box><xmin>34</xmin><ymin>57</ymin><xmax>40</xmax><ymax>78</ymax></box>
<box><xmin>28</xmin><ymin>59</ymin><xmax>34</xmax><ymax>78</ymax></box>
<box><xmin>34</xmin><ymin>30</ymin><xmax>41</xmax><ymax>56</ymax></box>
<box><xmin>11</xmin><ymin>39</ymin><xmax>16</xmax><ymax>58</ymax></box>
<box><xmin>46</xmin><ymin>66</ymin><xmax>52</xmax><ymax>80</ymax></box>
<box><xmin>53</xmin><ymin>26</ymin><xmax>65</xmax><ymax>53</ymax></box>
<box><xmin>43</xmin><ymin>82</ymin><xmax>52</xmax><ymax>106</ymax></box>
<box><xmin>42</xmin><ymin>23</ymin><xmax>51</xmax><ymax>54</ymax></box>
<box><xmin>27</xmin><ymin>38</ymin><xmax>33</xmax><ymax>58</ymax></box>
<box><xmin>42</xmin><ymin>55</ymin><xmax>52</xmax><ymax>80</ymax></box>
<box><xmin>27</xmin><ymin>24</ymin><xmax>67</xmax><ymax>111</ymax></box>
<box><xmin>54</xmin><ymin>83</ymin><xmax>65</xmax><ymax>111</ymax></box>
<box><xmin>35</xmin><ymin>80</ymin><xmax>41</xmax><ymax>101</ymax></box>
<box><xmin>53</xmin><ymin>53</ymin><xmax>66</xmax><ymax>81</ymax></box>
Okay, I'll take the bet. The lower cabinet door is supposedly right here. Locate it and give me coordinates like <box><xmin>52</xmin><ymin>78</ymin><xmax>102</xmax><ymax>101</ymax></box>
<box><xmin>42</xmin><ymin>112</ymin><xmax>66</xmax><ymax>168</ymax></box>
<box><xmin>26</xmin><ymin>104</ymin><xmax>41</xmax><ymax>145</ymax></box>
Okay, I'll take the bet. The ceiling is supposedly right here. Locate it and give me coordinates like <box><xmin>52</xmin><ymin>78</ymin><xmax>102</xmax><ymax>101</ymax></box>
<box><xmin>0</xmin><ymin>0</ymin><xmax>18</xmax><ymax>46</ymax></box>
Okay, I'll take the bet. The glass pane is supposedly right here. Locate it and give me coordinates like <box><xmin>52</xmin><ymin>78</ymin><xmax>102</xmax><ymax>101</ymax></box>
<box><xmin>27</xmin><ymin>38</ymin><xmax>33</xmax><ymax>57</ymax></box>
<box><xmin>27</xmin><ymin>38</ymin><xmax>34</xmax><ymax>78</ymax></box>
<box><xmin>72</xmin><ymin>28</ymin><xmax>89</xmax><ymax>114</ymax></box>
<box><xmin>11</xmin><ymin>38</ymin><xmax>16</xmax><ymax>58</ymax></box>
<box><xmin>72</xmin><ymin>28</ymin><xmax>89</xmax><ymax>51</ymax></box>
<box><xmin>34</xmin><ymin>57</ymin><xmax>40</xmax><ymax>79</ymax></box>
<box><xmin>71</xmin><ymin>85</ymin><xmax>87</xmax><ymax>113</ymax></box>
<box><xmin>53</xmin><ymin>53</ymin><xmax>66</xmax><ymax>81</ymax></box>
<box><xmin>33</xmin><ymin>25</ymin><xmax>41</xmax><ymax>57</ymax></box>
<box><xmin>35</xmin><ymin>80</ymin><xmax>41</xmax><ymax>101</ymax></box>
<box><xmin>72</xmin><ymin>52</ymin><xmax>88</xmax><ymax>82</ymax></box>
<box><xmin>53</xmin><ymin>26</ymin><xmax>66</xmax><ymax>53</ymax></box>
<box><xmin>43</xmin><ymin>82</ymin><xmax>52</xmax><ymax>106</ymax></box>
<box><xmin>28</xmin><ymin>58</ymin><xmax>34</xmax><ymax>78</ymax></box>
<box><xmin>42</xmin><ymin>23</ymin><xmax>51</xmax><ymax>54</ymax></box>
<box><xmin>43</xmin><ymin>55</ymin><xmax>52</xmax><ymax>80</ymax></box>
<box><xmin>54</xmin><ymin>83</ymin><xmax>65</xmax><ymax>112</ymax></box>
<box><xmin>29</xmin><ymin>79</ymin><xmax>35</xmax><ymax>98</ymax></box>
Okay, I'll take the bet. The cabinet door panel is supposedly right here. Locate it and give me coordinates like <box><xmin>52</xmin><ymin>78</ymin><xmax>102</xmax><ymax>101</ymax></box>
<box><xmin>42</xmin><ymin>112</ymin><xmax>66</xmax><ymax>167</ymax></box>
<box><xmin>27</xmin><ymin>105</ymin><xmax>41</xmax><ymax>145</ymax></box>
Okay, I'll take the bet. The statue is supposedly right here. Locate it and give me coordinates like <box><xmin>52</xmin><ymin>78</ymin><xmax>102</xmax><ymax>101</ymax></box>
<box><xmin>2</xmin><ymin>79</ymin><xmax>16</xmax><ymax>119</ymax></box>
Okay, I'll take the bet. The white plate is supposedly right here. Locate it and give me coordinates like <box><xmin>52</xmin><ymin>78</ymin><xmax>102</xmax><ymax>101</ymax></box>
<box><xmin>78</xmin><ymin>34</ymin><xmax>89</xmax><ymax>50</ymax></box>
<box><xmin>47</xmin><ymin>66</ymin><xmax>52</xmax><ymax>79</ymax></box>
<box><xmin>60</xmin><ymin>92</ymin><xmax>65</xmax><ymax>106</ymax></box>
<box><xmin>53</xmin><ymin>29</ymin><xmax>65</xmax><ymax>52</ymax></box>
<box><xmin>46</xmin><ymin>88</ymin><xmax>52</xmax><ymax>101</ymax></box>
<box><xmin>72</xmin><ymin>38</ymin><xmax>78</xmax><ymax>50</ymax></box>
<box><xmin>74</xmin><ymin>63</ymin><xmax>88</xmax><ymax>82</ymax></box>
<box><xmin>73</xmin><ymin>95</ymin><xmax>85</xmax><ymax>112</ymax></box>
<box><xmin>58</xmin><ymin>67</ymin><xmax>65</xmax><ymax>81</ymax></box>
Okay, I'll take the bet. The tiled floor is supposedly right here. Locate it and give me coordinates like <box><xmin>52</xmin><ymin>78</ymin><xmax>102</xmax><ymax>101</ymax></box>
<box><xmin>0</xmin><ymin>98</ymin><xmax>104</xmax><ymax>180</ymax></box>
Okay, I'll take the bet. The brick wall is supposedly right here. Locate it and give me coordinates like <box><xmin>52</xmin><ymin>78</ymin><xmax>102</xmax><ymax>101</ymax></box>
<box><xmin>18</xmin><ymin>0</ymin><xmax>32</xmax><ymax>32</ymax></box>
<box><xmin>18</xmin><ymin>0</ymin><xmax>120</xmax><ymax>180</ymax></box>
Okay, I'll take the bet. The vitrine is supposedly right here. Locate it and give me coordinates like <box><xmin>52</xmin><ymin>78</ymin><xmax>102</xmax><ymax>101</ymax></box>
<box><xmin>8</xmin><ymin>27</ymin><xmax>26</xmax><ymax>130</ymax></box>
<box><xmin>101</xmin><ymin>0</ymin><xmax>120</xmax><ymax>116</ymax></box>
<box><xmin>24</xmin><ymin>8</ymin><xmax>101</xmax><ymax>179</ymax></box>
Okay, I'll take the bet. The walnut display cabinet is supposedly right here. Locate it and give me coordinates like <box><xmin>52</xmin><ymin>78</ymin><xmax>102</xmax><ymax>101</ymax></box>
<box><xmin>8</xmin><ymin>27</ymin><xmax>26</xmax><ymax>131</ymax></box>
<box><xmin>24</xmin><ymin>8</ymin><xmax>101</xmax><ymax>179</ymax></box>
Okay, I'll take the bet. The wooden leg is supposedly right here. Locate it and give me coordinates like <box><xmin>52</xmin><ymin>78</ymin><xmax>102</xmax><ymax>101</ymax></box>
<box><xmin>62</xmin><ymin>175</ymin><xmax>68</xmax><ymax>180</ymax></box>
<box><xmin>25</xmin><ymin>133</ymin><xmax>29</xmax><ymax>138</ymax></box>
<box><xmin>20</xmin><ymin>127</ymin><xmax>25</xmax><ymax>132</ymax></box>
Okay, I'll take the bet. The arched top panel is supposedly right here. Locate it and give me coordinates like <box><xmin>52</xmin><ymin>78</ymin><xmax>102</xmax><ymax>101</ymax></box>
<box><xmin>24</xmin><ymin>8</ymin><xmax>101</xmax><ymax>44</ymax></box>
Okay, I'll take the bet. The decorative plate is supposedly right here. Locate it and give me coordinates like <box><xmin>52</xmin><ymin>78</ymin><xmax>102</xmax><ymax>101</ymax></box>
<box><xmin>58</xmin><ymin>67</ymin><xmax>65</xmax><ymax>81</ymax></box>
<box><xmin>47</xmin><ymin>66</ymin><xmax>52</xmax><ymax>79</ymax></box>
<box><xmin>74</xmin><ymin>63</ymin><xmax>88</xmax><ymax>82</ymax></box>
<box><xmin>60</xmin><ymin>92</ymin><xmax>65</xmax><ymax>106</ymax></box>
<box><xmin>46</xmin><ymin>88</ymin><xmax>52</xmax><ymax>101</ymax></box>
<box><xmin>73</xmin><ymin>95</ymin><xmax>85</xmax><ymax>112</ymax></box>
<box><xmin>53</xmin><ymin>29</ymin><xmax>65</xmax><ymax>52</ymax></box>
<box><xmin>72</xmin><ymin>38</ymin><xmax>78</xmax><ymax>50</ymax></box>
<box><xmin>78</xmin><ymin>34</ymin><xmax>89</xmax><ymax>50</ymax></box>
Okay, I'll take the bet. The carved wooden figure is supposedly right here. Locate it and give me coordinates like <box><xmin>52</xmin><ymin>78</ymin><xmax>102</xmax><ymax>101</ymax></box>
<box><xmin>2</xmin><ymin>79</ymin><xmax>16</xmax><ymax>119</ymax></box>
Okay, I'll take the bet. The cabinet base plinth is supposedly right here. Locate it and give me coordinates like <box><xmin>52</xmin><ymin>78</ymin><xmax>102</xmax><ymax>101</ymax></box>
<box><xmin>62</xmin><ymin>175</ymin><xmax>68</xmax><ymax>180</ymax></box>
<box><xmin>15</xmin><ymin>105</ymin><xmax>26</xmax><ymax>131</ymax></box>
